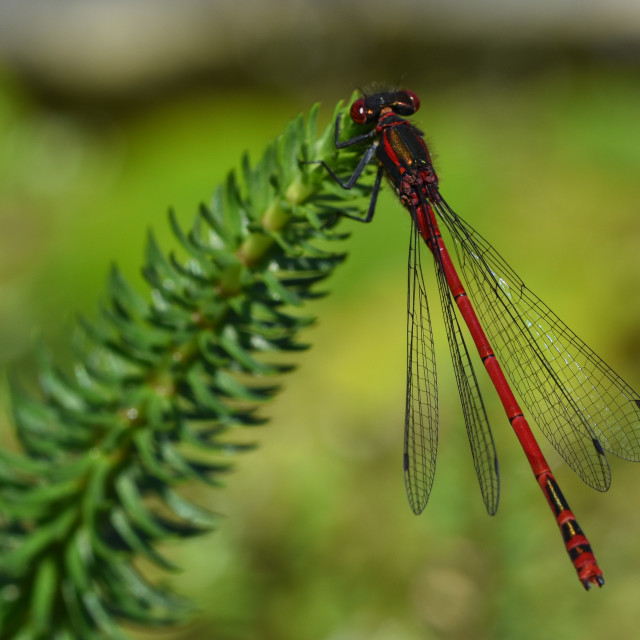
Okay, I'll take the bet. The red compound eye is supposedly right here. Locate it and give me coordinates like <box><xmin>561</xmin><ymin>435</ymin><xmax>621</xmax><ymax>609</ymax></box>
<box><xmin>394</xmin><ymin>90</ymin><xmax>420</xmax><ymax>115</ymax></box>
<box><xmin>350</xmin><ymin>98</ymin><xmax>367</xmax><ymax>124</ymax></box>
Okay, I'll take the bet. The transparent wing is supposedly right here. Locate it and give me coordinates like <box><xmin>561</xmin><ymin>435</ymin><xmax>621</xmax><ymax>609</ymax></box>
<box><xmin>434</xmin><ymin>197</ymin><xmax>640</xmax><ymax>491</ymax></box>
<box><xmin>404</xmin><ymin>219</ymin><xmax>438</xmax><ymax>514</ymax></box>
<box><xmin>429</xmin><ymin>217</ymin><xmax>501</xmax><ymax>515</ymax></box>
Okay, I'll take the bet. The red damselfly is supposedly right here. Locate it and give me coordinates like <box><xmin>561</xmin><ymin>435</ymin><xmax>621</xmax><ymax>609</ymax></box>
<box><xmin>314</xmin><ymin>89</ymin><xmax>640</xmax><ymax>589</ymax></box>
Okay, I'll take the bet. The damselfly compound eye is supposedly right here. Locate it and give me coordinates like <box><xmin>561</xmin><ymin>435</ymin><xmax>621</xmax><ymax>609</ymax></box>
<box><xmin>350</xmin><ymin>98</ymin><xmax>368</xmax><ymax>124</ymax></box>
<box><xmin>394</xmin><ymin>90</ymin><xmax>420</xmax><ymax>115</ymax></box>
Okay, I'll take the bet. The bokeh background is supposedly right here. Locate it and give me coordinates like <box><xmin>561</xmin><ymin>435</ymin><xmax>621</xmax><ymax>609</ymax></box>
<box><xmin>1</xmin><ymin>1</ymin><xmax>640</xmax><ymax>639</ymax></box>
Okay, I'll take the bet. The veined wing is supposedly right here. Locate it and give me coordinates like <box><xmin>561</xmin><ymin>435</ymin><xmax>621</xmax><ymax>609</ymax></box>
<box><xmin>404</xmin><ymin>218</ymin><xmax>438</xmax><ymax>514</ymax></box>
<box><xmin>418</xmin><ymin>197</ymin><xmax>500</xmax><ymax>515</ymax></box>
<box><xmin>434</xmin><ymin>197</ymin><xmax>640</xmax><ymax>491</ymax></box>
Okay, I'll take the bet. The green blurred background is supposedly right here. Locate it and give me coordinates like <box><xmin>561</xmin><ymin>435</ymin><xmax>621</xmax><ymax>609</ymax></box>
<box><xmin>1</xmin><ymin>1</ymin><xmax>640</xmax><ymax>638</ymax></box>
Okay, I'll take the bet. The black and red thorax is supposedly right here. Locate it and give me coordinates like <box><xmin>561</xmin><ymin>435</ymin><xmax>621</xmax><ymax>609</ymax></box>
<box><xmin>374</xmin><ymin>111</ymin><xmax>439</xmax><ymax>210</ymax></box>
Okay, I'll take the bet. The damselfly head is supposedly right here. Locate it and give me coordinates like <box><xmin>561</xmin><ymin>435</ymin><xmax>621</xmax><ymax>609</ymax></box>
<box><xmin>350</xmin><ymin>90</ymin><xmax>421</xmax><ymax>125</ymax></box>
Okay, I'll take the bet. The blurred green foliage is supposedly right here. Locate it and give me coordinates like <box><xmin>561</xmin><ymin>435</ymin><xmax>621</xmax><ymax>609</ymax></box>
<box><xmin>1</xmin><ymin>66</ymin><xmax>640</xmax><ymax>640</ymax></box>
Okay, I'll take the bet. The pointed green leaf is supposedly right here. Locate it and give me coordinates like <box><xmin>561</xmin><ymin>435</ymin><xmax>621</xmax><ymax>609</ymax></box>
<box><xmin>110</xmin><ymin>507</ymin><xmax>178</xmax><ymax>572</ymax></box>
<box><xmin>30</xmin><ymin>555</ymin><xmax>57</xmax><ymax>633</ymax></box>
